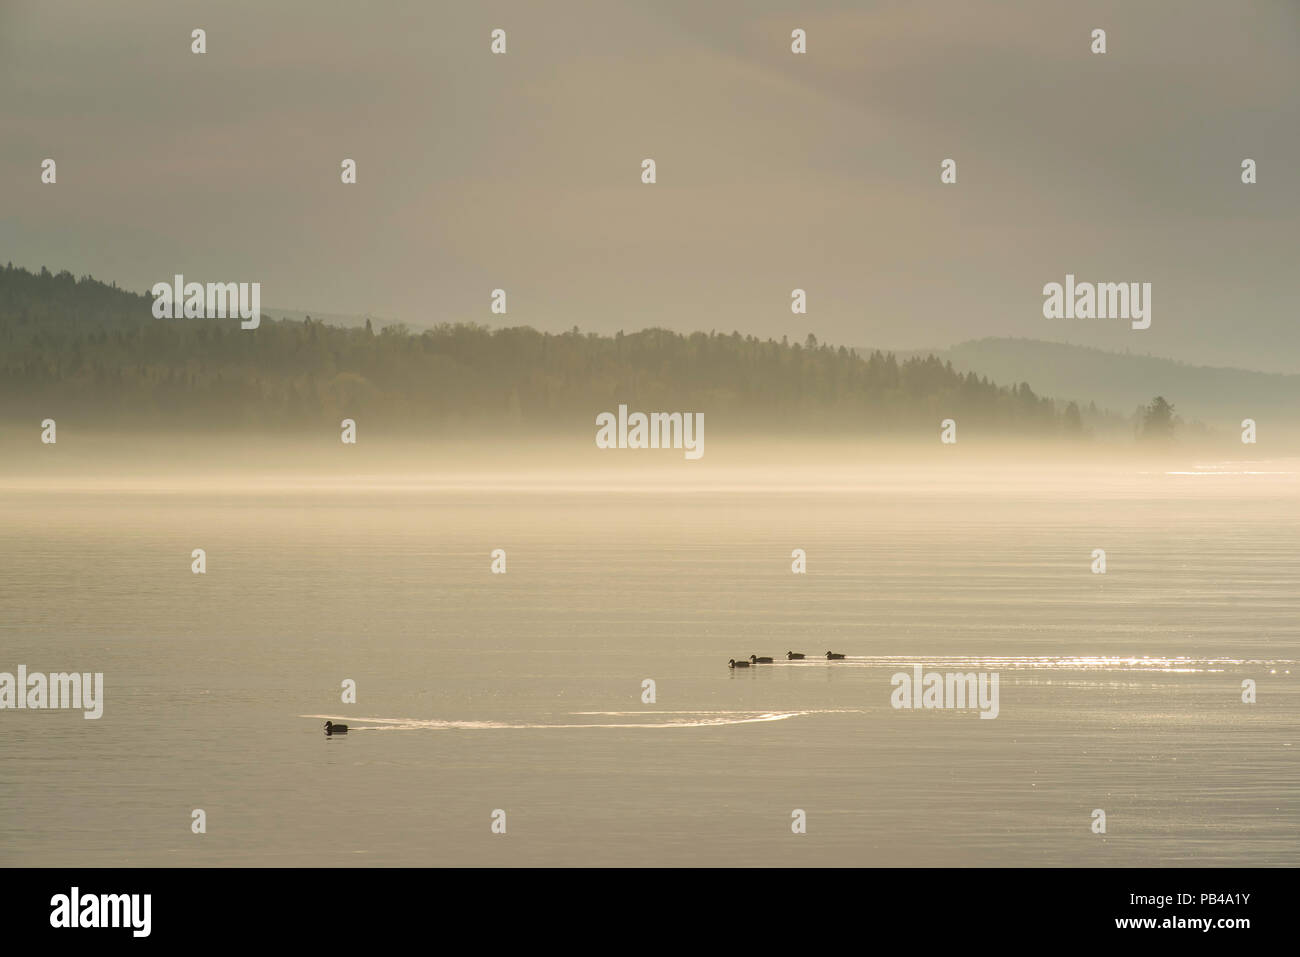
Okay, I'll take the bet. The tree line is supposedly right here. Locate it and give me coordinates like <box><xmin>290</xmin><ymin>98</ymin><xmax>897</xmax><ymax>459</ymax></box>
<box><xmin>2</xmin><ymin>263</ymin><xmax>1118</xmax><ymax>437</ymax></box>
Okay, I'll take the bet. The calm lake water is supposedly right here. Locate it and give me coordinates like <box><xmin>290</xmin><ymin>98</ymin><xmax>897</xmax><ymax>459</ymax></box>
<box><xmin>1</xmin><ymin>460</ymin><xmax>1296</xmax><ymax>866</ymax></box>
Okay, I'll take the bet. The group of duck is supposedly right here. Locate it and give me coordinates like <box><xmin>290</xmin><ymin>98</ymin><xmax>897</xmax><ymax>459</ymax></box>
<box><xmin>729</xmin><ymin>651</ymin><xmax>846</xmax><ymax>668</ymax></box>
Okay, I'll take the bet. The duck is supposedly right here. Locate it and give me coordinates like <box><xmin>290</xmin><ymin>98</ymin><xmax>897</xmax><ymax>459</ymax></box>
<box><xmin>749</xmin><ymin>654</ymin><xmax>774</xmax><ymax>664</ymax></box>
<box><xmin>324</xmin><ymin>720</ymin><xmax>349</xmax><ymax>735</ymax></box>
<box><xmin>728</xmin><ymin>658</ymin><xmax>750</xmax><ymax>668</ymax></box>
<box><xmin>825</xmin><ymin>651</ymin><xmax>846</xmax><ymax>660</ymax></box>
<box><xmin>787</xmin><ymin>651</ymin><xmax>806</xmax><ymax>659</ymax></box>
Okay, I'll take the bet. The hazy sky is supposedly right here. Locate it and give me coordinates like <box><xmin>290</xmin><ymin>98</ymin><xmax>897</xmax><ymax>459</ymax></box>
<box><xmin>3</xmin><ymin>0</ymin><xmax>1297</xmax><ymax>371</ymax></box>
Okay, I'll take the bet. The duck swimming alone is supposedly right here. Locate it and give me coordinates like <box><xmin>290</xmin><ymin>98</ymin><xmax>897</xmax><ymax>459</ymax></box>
<box><xmin>324</xmin><ymin>720</ymin><xmax>349</xmax><ymax>735</ymax></box>
<box><xmin>825</xmin><ymin>651</ymin><xmax>846</xmax><ymax>660</ymax></box>
<box><xmin>787</xmin><ymin>651</ymin><xmax>806</xmax><ymax>659</ymax></box>
<box><xmin>728</xmin><ymin>658</ymin><xmax>750</xmax><ymax>668</ymax></box>
<box><xmin>749</xmin><ymin>654</ymin><xmax>774</xmax><ymax>664</ymax></box>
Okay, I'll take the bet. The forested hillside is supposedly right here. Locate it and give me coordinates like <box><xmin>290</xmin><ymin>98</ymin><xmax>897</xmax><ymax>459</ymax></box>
<box><xmin>2</xmin><ymin>264</ymin><xmax>1100</xmax><ymax>437</ymax></box>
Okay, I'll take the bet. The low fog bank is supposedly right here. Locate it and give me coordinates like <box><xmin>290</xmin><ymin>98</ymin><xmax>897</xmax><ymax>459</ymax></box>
<box><xmin>3</xmin><ymin>430</ymin><xmax>1296</xmax><ymax>494</ymax></box>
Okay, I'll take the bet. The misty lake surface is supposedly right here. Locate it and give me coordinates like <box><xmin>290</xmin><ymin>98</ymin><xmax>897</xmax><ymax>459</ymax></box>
<box><xmin>2</xmin><ymin>460</ymin><xmax>1296</xmax><ymax>866</ymax></box>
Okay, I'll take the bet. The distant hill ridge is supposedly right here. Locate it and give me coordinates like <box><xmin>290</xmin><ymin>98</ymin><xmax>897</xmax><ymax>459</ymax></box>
<box><xmin>885</xmin><ymin>337</ymin><xmax>1300</xmax><ymax>426</ymax></box>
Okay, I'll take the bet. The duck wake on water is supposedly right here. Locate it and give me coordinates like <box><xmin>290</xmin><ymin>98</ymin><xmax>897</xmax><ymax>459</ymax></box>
<box><xmin>304</xmin><ymin>709</ymin><xmax>867</xmax><ymax>732</ymax></box>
